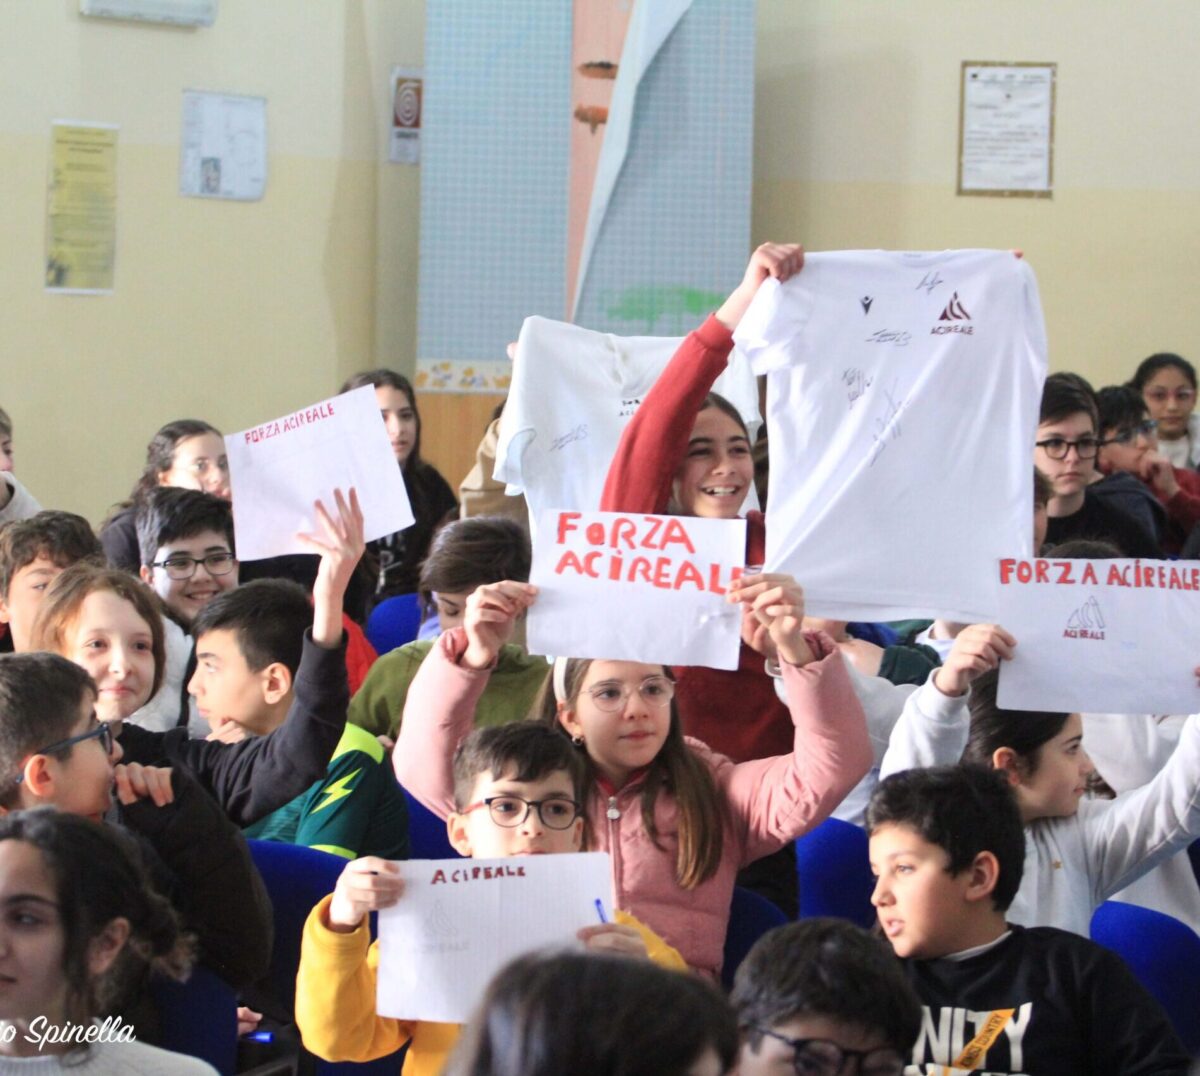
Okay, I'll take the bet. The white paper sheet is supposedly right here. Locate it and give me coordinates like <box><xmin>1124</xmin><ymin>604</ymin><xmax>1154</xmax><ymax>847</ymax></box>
<box><xmin>995</xmin><ymin>557</ymin><xmax>1200</xmax><ymax>715</ymax></box>
<box><xmin>225</xmin><ymin>385</ymin><xmax>413</xmax><ymax>561</ymax></box>
<box><xmin>526</xmin><ymin>509</ymin><xmax>745</xmax><ymax>667</ymax></box>
<box><xmin>180</xmin><ymin>90</ymin><xmax>266</xmax><ymax>201</ymax></box>
<box><xmin>376</xmin><ymin>853</ymin><xmax>613</xmax><ymax>1024</ymax></box>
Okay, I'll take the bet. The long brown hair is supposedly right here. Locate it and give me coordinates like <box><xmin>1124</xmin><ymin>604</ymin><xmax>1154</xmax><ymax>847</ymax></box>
<box><xmin>536</xmin><ymin>659</ymin><xmax>726</xmax><ymax>889</ymax></box>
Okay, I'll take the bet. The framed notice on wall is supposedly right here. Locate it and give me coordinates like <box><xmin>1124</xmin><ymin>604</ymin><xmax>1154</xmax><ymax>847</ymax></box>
<box><xmin>958</xmin><ymin>62</ymin><xmax>1055</xmax><ymax>198</ymax></box>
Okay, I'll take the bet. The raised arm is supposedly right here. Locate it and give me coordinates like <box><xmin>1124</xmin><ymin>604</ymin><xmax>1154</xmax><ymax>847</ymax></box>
<box><xmin>393</xmin><ymin>581</ymin><xmax>536</xmax><ymax>815</ymax></box>
<box><xmin>717</xmin><ymin>573</ymin><xmax>871</xmax><ymax>860</ymax></box>
<box><xmin>599</xmin><ymin>243</ymin><xmax>803</xmax><ymax>514</ymax></box>
<box><xmin>879</xmin><ymin>624</ymin><xmax>1016</xmax><ymax>778</ymax></box>
<box><xmin>1084</xmin><ymin>711</ymin><xmax>1200</xmax><ymax>901</ymax></box>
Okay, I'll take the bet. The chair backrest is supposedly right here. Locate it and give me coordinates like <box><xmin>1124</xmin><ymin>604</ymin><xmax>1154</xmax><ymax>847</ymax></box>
<box><xmin>722</xmin><ymin>885</ymin><xmax>788</xmax><ymax>990</ymax></box>
<box><xmin>1090</xmin><ymin>900</ymin><xmax>1200</xmax><ymax>1053</ymax></box>
<box><xmin>795</xmin><ymin>817</ymin><xmax>876</xmax><ymax>929</ymax></box>
<box><xmin>247</xmin><ymin>839</ymin><xmax>348</xmax><ymax>1015</ymax></box>
<box><xmin>366</xmin><ymin>593</ymin><xmax>424</xmax><ymax>655</ymax></box>
<box><xmin>401</xmin><ymin>787</ymin><xmax>463</xmax><ymax>861</ymax></box>
<box><xmin>151</xmin><ymin>964</ymin><xmax>239</xmax><ymax>1075</ymax></box>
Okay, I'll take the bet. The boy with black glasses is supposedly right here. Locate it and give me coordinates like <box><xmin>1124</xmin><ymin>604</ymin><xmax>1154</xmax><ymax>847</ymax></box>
<box><xmin>1036</xmin><ymin>373</ymin><xmax>1159</xmax><ymax>556</ymax></box>
<box><xmin>731</xmin><ymin>918</ymin><xmax>920</xmax><ymax>1076</ymax></box>
<box><xmin>295</xmin><ymin>721</ymin><xmax>684</xmax><ymax>1074</ymax></box>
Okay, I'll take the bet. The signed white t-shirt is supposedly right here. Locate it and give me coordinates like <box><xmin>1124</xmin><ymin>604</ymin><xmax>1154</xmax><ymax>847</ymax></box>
<box><xmin>495</xmin><ymin>316</ymin><xmax>760</xmax><ymax>534</ymax></box>
<box><xmin>735</xmin><ymin>249</ymin><xmax>1046</xmax><ymax>622</ymax></box>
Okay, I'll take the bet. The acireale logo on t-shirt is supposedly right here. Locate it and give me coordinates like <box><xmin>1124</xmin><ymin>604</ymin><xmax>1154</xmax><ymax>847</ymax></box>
<box><xmin>930</xmin><ymin>290</ymin><xmax>974</xmax><ymax>336</ymax></box>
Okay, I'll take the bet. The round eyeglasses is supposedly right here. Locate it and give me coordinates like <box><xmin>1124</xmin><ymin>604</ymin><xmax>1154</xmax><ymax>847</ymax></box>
<box><xmin>583</xmin><ymin>676</ymin><xmax>674</xmax><ymax>713</ymax></box>
<box><xmin>1101</xmin><ymin>420</ymin><xmax>1157</xmax><ymax>446</ymax></box>
<box><xmin>149</xmin><ymin>551</ymin><xmax>236</xmax><ymax>581</ymax></box>
<box><xmin>749</xmin><ymin>1027</ymin><xmax>906</xmax><ymax>1076</ymax></box>
<box><xmin>1034</xmin><ymin>436</ymin><xmax>1099</xmax><ymax>461</ymax></box>
<box><xmin>461</xmin><ymin>795</ymin><xmax>583</xmax><ymax>830</ymax></box>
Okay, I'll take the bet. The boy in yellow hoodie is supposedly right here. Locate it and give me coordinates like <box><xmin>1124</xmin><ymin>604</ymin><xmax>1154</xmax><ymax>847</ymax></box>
<box><xmin>295</xmin><ymin>722</ymin><xmax>685</xmax><ymax>1074</ymax></box>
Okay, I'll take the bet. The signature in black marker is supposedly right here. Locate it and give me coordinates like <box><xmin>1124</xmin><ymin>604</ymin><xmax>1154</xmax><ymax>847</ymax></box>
<box><xmin>550</xmin><ymin>424</ymin><xmax>588</xmax><ymax>452</ymax></box>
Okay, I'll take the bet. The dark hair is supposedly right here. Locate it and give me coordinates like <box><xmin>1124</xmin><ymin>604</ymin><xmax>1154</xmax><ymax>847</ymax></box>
<box><xmin>1032</xmin><ymin>467</ymin><xmax>1053</xmax><ymax>509</ymax></box>
<box><xmin>419</xmin><ymin>517</ymin><xmax>531</xmax><ymax>596</ymax></box>
<box><xmin>1042</xmin><ymin>538</ymin><xmax>1122</xmax><ymax>559</ymax></box>
<box><xmin>0</xmin><ymin>652</ymin><xmax>95</xmax><ymax>809</ymax></box>
<box><xmin>1131</xmin><ymin>352</ymin><xmax>1197</xmax><ymax>392</ymax></box>
<box><xmin>536</xmin><ymin>660</ymin><xmax>725</xmax><ymax>889</ymax></box>
<box><xmin>136</xmin><ymin>486</ymin><xmax>235</xmax><ymax>568</ymax></box>
<box><xmin>0</xmin><ymin>406</ymin><xmax>11</xmax><ymax>439</ymax></box>
<box><xmin>732</xmin><ymin>918</ymin><xmax>921</xmax><ymax>1054</ymax></box>
<box><xmin>129</xmin><ymin>419</ymin><xmax>222</xmax><ymax>502</ymax></box>
<box><xmin>698</xmin><ymin>392</ymin><xmax>749</xmax><ymax>439</ymax></box>
<box><xmin>191</xmin><ymin>578</ymin><xmax>309</xmax><ymax>676</ymax></box>
<box><xmin>446</xmin><ymin>950</ymin><xmax>737</xmax><ymax>1076</ymax></box>
<box><xmin>1095</xmin><ymin>384</ymin><xmax>1149</xmax><ymax>438</ymax></box>
<box><xmin>452</xmin><ymin>723</ymin><xmax>584</xmax><ymax>810</ymax></box>
<box><xmin>960</xmin><ymin>668</ymin><xmax>1071</xmax><ymax>787</ymax></box>
<box><xmin>1039</xmin><ymin>372</ymin><xmax>1098</xmax><ymax>430</ymax></box>
<box><xmin>341</xmin><ymin>369</ymin><xmax>424</xmax><ymax>469</ymax></box>
<box><xmin>28</xmin><ymin>564</ymin><xmax>167</xmax><ymax>702</ymax></box>
<box><xmin>0</xmin><ymin>808</ymin><xmax>193</xmax><ymax>1022</ymax></box>
<box><xmin>0</xmin><ymin>511</ymin><xmax>103</xmax><ymax>598</ymax></box>
<box><xmin>866</xmin><ymin>764</ymin><xmax>1026</xmax><ymax>912</ymax></box>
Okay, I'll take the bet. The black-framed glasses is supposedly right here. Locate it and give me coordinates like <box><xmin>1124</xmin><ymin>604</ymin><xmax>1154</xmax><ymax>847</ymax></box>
<box><xmin>15</xmin><ymin>721</ymin><xmax>115</xmax><ymax>785</ymax></box>
<box><xmin>583</xmin><ymin>675</ymin><xmax>674</xmax><ymax>713</ymax></box>
<box><xmin>1101</xmin><ymin>419</ymin><xmax>1157</xmax><ymax>446</ymax></box>
<box><xmin>461</xmin><ymin>795</ymin><xmax>582</xmax><ymax>830</ymax></box>
<box><xmin>750</xmin><ymin>1027</ymin><xmax>906</xmax><ymax>1076</ymax></box>
<box><xmin>1034</xmin><ymin>436</ymin><xmax>1100</xmax><ymax>461</ymax></box>
<box><xmin>149</xmin><ymin>551</ymin><xmax>236</xmax><ymax>580</ymax></box>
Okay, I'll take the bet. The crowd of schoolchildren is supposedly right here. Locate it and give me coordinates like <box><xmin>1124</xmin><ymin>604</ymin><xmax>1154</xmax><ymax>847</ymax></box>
<box><xmin>0</xmin><ymin>243</ymin><xmax>1198</xmax><ymax>1074</ymax></box>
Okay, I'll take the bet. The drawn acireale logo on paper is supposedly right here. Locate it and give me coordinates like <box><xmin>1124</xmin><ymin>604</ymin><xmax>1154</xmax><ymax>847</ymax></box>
<box><xmin>1063</xmin><ymin>595</ymin><xmax>1106</xmax><ymax>641</ymax></box>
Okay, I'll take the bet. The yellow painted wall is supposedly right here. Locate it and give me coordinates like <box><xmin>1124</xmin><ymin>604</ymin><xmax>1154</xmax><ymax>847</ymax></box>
<box><xmin>1</xmin><ymin>0</ymin><xmax>422</xmax><ymax>522</ymax></box>
<box><xmin>754</xmin><ymin>1</ymin><xmax>1200</xmax><ymax>390</ymax></box>
<box><xmin>4</xmin><ymin>2</ymin><xmax>1199</xmax><ymax>520</ymax></box>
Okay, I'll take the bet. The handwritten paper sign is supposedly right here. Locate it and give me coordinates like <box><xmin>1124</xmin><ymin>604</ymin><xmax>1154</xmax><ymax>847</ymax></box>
<box><xmin>526</xmin><ymin>510</ymin><xmax>747</xmax><ymax>668</ymax></box>
<box><xmin>996</xmin><ymin>557</ymin><xmax>1200</xmax><ymax>715</ymax></box>
<box><xmin>225</xmin><ymin>385</ymin><xmax>413</xmax><ymax>561</ymax></box>
<box><xmin>376</xmin><ymin>853</ymin><xmax>612</xmax><ymax>1024</ymax></box>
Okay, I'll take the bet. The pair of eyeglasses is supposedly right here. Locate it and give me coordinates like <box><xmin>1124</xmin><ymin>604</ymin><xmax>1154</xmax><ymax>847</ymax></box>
<box><xmin>149</xmin><ymin>551</ymin><xmax>236</xmax><ymax>580</ymax></box>
<box><xmin>1145</xmin><ymin>388</ymin><xmax>1196</xmax><ymax>405</ymax></box>
<box><xmin>15</xmin><ymin>721</ymin><xmax>115</xmax><ymax>785</ymax></box>
<box><xmin>461</xmin><ymin>795</ymin><xmax>582</xmax><ymax>830</ymax></box>
<box><xmin>750</xmin><ymin>1027</ymin><xmax>906</xmax><ymax>1076</ymax></box>
<box><xmin>1101</xmin><ymin>419</ymin><xmax>1158</xmax><ymax>446</ymax></box>
<box><xmin>1034</xmin><ymin>436</ymin><xmax>1099</xmax><ymax>461</ymax></box>
<box><xmin>583</xmin><ymin>676</ymin><xmax>674</xmax><ymax>713</ymax></box>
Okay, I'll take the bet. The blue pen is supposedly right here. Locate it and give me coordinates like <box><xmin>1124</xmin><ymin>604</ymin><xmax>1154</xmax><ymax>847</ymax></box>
<box><xmin>594</xmin><ymin>898</ymin><xmax>608</xmax><ymax>924</ymax></box>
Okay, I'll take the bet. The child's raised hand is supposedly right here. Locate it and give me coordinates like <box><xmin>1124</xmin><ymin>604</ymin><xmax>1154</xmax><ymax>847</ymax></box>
<box><xmin>716</xmin><ymin>242</ymin><xmax>805</xmax><ymax>330</ymax></box>
<box><xmin>576</xmin><ymin>922</ymin><xmax>649</xmax><ymax>959</ymax></box>
<box><xmin>297</xmin><ymin>487</ymin><xmax>365</xmax><ymax>649</ymax></box>
<box><xmin>205</xmin><ymin>717</ymin><xmax>248</xmax><ymax>744</ymax></box>
<box><xmin>114</xmin><ymin>763</ymin><xmax>175</xmax><ymax>808</ymax></box>
<box><xmin>462</xmin><ymin>580</ymin><xmax>537</xmax><ymax>670</ymax></box>
<box><xmin>327</xmin><ymin>857</ymin><xmax>405</xmax><ymax>933</ymax></box>
<box><xmin>1141</xmin><ymin>452</ymin><xmax>1180</xmax><ymax>498</ymax></box>
<box><xmin>730</xmin><ymin>572</ymin><xmax>813</xmax><ymax>668</ymax></box>
<box><xmin>933</xmin><ymin>624</ymin><xmax>1016</xmax><ymax>698</ymax></box>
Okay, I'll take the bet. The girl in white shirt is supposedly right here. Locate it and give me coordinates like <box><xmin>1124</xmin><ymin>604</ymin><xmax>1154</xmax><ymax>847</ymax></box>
<box><xmin>882</xmin><ymin>663</ymin><xmax>1200</xmax><ymax>938</ymax></box>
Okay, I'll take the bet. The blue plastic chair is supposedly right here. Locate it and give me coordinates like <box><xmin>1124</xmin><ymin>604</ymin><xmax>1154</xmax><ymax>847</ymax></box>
<box><xmin>722</xmin><ymin>885</ymin><xmax>789</xmax><ymax>989</ymax></box>
<box><xmin>366</xmin><ymin>592</ymin><xmax>423</xmax><ymax>655</ymax></box>
<box><xmin>1090</xmin><ymin>900</ymin><xmax>1200</xmax><ymax>1053</ymax></box>
<box><xmin>151</xmin><ymin>964</ymin><xmax>239</xmax><ymax>1075</ymax></box>
<box><xmin>795</xmin><ymin>817</ymin><xmax>876</xmax><ymax>928</ymax></box>
<box><xmin>247</xmin><ymin>840</ymin><xmax>409</xmax><ymax>1073</ymax></box>
<box><xmin>401</xmin><ymin>787</ymin><xmax>462</xmax><ymax>861</ymax></box>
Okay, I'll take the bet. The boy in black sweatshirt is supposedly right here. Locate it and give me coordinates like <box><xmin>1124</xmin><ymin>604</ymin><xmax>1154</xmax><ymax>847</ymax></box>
<box><xmin>866</xmin><ymin>765</ymin><xmax>1189</xmax><ymax>1075</ymax></box>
